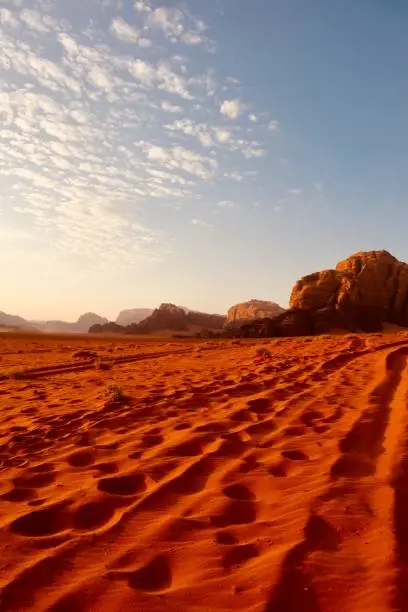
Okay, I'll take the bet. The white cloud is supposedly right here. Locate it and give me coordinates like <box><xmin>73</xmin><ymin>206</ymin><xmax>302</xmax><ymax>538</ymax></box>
<box><xmin>1</xmin><ymin>9</ymin><xmax>18</xmax><ymax>28</ymax></box>
<box><xmin>191</xmin><ymin>218</ymin><xmax>212</xmax><ymax>228</ymax></box>
<box><xmin>249</xmin><ymin>113</ymin><xmax>258</xmax><ymax>122</ymax></box>
<box><xmin>224</xmin><ymin>171</ymin><xmax>244</xmax><ymax>182</ymax></box>
<box><xmin>138</xmin><ymin>4</ymin><xmax>213</xmax><ymax>50</ymax></box>
<box><xmin>110</xmin><ymin>17</ymin><xmax>140</xmax><ymax>44</ymax></box>
<box><xmin>214</xmin><ymin>128</ymin><xmax>231</xmax><ymax>143</ymax></box>
<box><xmin>220</xmin><ymin>99</ymin><xmax>244</xmax><ymax>120</ymax></box>
<box><xmin>160</xmin><ymin>100</ymin><xmax>183</xmax><ymax>113</ymax></box>
<box><xmin>182</xmin><ymin>32</ymin><xmax>202</xmax><ymax>45</ymax></box>
<box><xmin>217</xmin><ymin>200</ymin><xmax>235</xmax><ymax>209</ymax></box>
<box><xmin>148</xmin><ymin>7</ymin><xmax>184</xmax><ymax>39</ymax></box>
<box><xmin>137</xmin><ymin>141</ymin><xmax>217</xmax><ymax>180</ymax></box>
<box><xmin>287</xmin><ymin>188</ymin><xmax>302</xmax><ymax>195</ymax></box>
<box><xmin>20</xmin><ymin>9</ymin><xmax>49</xmax><ymax>33</ymax></box>
<box><xmin>166</xmin><ymin>119</ymin><xmax>263</xmax><ymax>158</ymax></box>
<box><xmin>268</xmin><ymin>119</ymin><xmax>279</xmax><ymax>131</ymax></box>
<box><xmin>126</xmin><ymin>59</ymin><xmax>193</xmax><ymax>99</ymax></box>
<box><xmin>88</xmin><ymin>65</ymin><xmax>113</xmax><ymax>90</ymax></box>
<box><xmin>1</xmin><ymin>0</ymin><xmax>277</xmax><ymax>274</ymax></box>
<box><xmin>166</xmin><ymin>118</ymin><xmax>214</xmax><ymax>147</ymax></box>
<box><xmin>128</xmin><ymin>58</ymin><xmax>155</xmax><ymax>85</ymax></box>
<box><xmin>134</xmin><ymin>0</ymin><xmax>151</xmax><ymax>13</ymax></box>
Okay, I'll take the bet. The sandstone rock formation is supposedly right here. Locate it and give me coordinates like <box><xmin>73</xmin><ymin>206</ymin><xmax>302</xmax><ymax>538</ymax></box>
<box><xmin>116</xmin><ymin>308</ymin><xmax>153</xmax><ymax>326</ymax></box>
<box><xmin>89</xmin><ymin>322</ymin><xmax>124</xmax><ymax>334</ymax></box>
<box><xmin>226</xmin><ymin>300</ymin><xmax>285</xmax><ymax>328</ymax></box>
<box><xmin>291</xmin><ymin>250</ymin><xmax>408</xmax><ymax>327</ymax></box>
<box><xmin>91</xmin><ymin>304</ymin><xmax>226</xmax><ymax>335</ymax></box>
<box><xmin>238</xmin><ymin>250</ymin><xmax>408</xmax><ymax>337</ymax></box>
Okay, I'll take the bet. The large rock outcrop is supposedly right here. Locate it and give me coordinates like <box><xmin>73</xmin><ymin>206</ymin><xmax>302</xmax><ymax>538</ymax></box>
<box><xmin>290</xmin><ymin>250</ymin><xmax>408</xmax><ymax>327</ymax></box>
<box><xmin>226</xmin><ymin>300</ymin><xmax>285</xmax><ymax>328</ymax></box>
<box><xmin>237</xmin><ymin>250</ymin><xmax>408</xmax><ymax>337</ymax></box>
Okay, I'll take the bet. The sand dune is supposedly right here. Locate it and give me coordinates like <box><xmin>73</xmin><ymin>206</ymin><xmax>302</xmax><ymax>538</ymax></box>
<box><xmin>1</xmin><ymin>332</ymin><xmax>408</xmax><ymax>610</ymax></box>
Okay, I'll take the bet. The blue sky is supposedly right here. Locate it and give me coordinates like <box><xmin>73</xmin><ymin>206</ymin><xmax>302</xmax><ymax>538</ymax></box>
<box><xmin>1</xmin><ymin>0</ymin><xmax>408</xmax><ymax>320</ymax></box>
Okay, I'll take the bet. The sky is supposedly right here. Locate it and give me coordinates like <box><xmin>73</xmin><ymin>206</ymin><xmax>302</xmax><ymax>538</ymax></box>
<box><xmin>2</xmin><ymin>0</ymin><xmax>408</xmax><ymax>321</ymax></box>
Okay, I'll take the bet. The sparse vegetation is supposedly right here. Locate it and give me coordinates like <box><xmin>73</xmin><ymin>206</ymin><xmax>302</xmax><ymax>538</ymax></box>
<box><xmin>9</xmin><ymin>369</ymin><xmax>31</xmax><ymax>380</ymax></box>
<box><xmin>73</xmin><ymin>349</ymin><xmax>97</xmax><ymax>359</ymax></box>
<box><xmin>105</xmin><ymin>384</ymin><xmax>125</xmax><ymax>403</ymax></box>
<box><xmin>255</xmin><ymin>347</ymin><xmax>272</xmax><ymax>360</ymax></box>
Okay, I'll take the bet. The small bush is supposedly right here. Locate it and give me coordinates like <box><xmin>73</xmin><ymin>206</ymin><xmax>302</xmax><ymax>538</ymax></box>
<box><xmin>255</xmin><ymin>347</ymin><xmax>272</xmax><ymax>360</ymax></box>
<box><xmin>106</xmin><ymin>384</ymin><xmax>125</xmax><ymax>402</ymax></box>
<box><xmin>73</xmin><ymin>349</ymin><xmax>97</xmax><ymax>360</ymax></box>
<box><xmin>9</xmin><ymin>369</ymin><xmax>30</xmax><ymax>380</ymax></box>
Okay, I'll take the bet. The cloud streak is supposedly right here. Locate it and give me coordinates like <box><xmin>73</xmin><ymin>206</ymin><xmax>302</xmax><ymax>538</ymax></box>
<box><xmin>1</xmin><ymin>0</ymin><xmax>278</xmax><ymax>273</ymax></box>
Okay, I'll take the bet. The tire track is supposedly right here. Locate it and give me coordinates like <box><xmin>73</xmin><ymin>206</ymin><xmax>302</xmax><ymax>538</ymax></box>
<box><xmin>330</xmin><ymin>346</ymin><xmax>408</xmax><ymax>479</ymax></box>
<box><xmin>264</xmin><ymin>345</ymin><xmax>408</xmax><ymax>612</ymax></box>
<box><xmin>0</xmin><ymin>348</ymin><xmax>192</xmax><ymax>381</ymax></box>
<box><xmin>391</xmin><ymin>382</ymin><xmax>408</xmax><ymax>612</ymax></box>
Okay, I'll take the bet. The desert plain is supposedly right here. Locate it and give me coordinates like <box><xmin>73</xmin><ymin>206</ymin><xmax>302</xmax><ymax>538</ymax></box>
<box><xmin>1</xmin><ymin>331</ymin><xmax>408</xmax><ymax>611</ymax></box>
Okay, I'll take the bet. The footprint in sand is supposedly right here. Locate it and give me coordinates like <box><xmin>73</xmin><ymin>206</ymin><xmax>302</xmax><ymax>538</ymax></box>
<box><xmin>221</xmin><ymin>543</ymin><xmax>260</xmax><ymax>569</ymax></box>
<box><xmin>2</xmin><ymin>487</ymin><xmax>37</xmax><ymax>502</ymax></box>
<box><xmin>281</xmin><ymin>449</ymin><xmax>308</xmax><ymax>461</ymax></box>
<box><xmin>108</xmin><ymin>554</ymin><xmax>173</xmax><ymax>592</ymax></box>
<box><xmin>215</xmin><ymin>530</ymin><xmax>239</xmax><ymax>545</ymax></box>
<box><xmin>211</xmin><ymin>499</ymin><xmax>257</xmax><ymax>527</ymax></box>
<box><xmin>222</xmin><ymin>483</ymin><xmax>256</xmax><ymax>501</ymax></box>
<box><xmin>13</xmin><ymin>470</ymin><xmax>55</xmax><ymax>488</ymax></box>
<box><xmin>67</xmin><ymin>450</ymin><xmax>96</xmax><ymax>468</ymax></box>
<box><xmin>10</xmin><ymin>501</ymin><xmax>71</xmax><ymax>537</ymax></box>
<box><xmin>72</xmin><ymin>499</ymin><xmax>116</xmax><ymax>531</ymax></box>
<box><xmin>97</xmin><ymin>472</ymin><xmax>146</xmax><ymax>496</ymax></box>
<box><xmin>268</xmin><ymin>461</ymin><xmax>288</xmax><ymax>477</ymax></box>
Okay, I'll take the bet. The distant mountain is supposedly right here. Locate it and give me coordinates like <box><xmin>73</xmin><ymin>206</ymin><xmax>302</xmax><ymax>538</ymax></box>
<box><xmin>31</xmin><ymin>312</ymin><xmax>108</xmax><ymax>333</ymax></box>
<box><xmin>76</xmin><ymin>312</ymin><xmax>108</xmax><ymax>331</ymax></box>
<box><xmin>116</xmin><ymin>308</ymin><xmax>153</xmax><ymax>326</ymax></box>
<box><xmin>0</xmin><ymin>311</ymin><xmax>36</xmax><ymax>330</ymax></box>
<box><xmin>89</xmin><ymin>322</ymin><xmax>124</xmax><ymax>334</ymax></box>
<box><xmin>90</xmin><ymin>303</ymin><xmax>226</xmax><ymax>335</ymax></box>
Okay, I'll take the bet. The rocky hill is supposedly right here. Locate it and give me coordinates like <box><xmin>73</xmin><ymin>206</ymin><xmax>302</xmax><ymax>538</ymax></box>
<box><xmin>0</xmin><ymin>311</ymin><xmax>35</xmax><ymax>330</ymax></box>
<box><xmin>90</xmin><ymin>303</ymin><xmax>226</xmax><ymax>335</ymax></box>
<box><xmin>226</xmin><ymin>300</ymin><xmax>285</xmax><ymax>328</ymax></box>
<box><xmin>116</xmin><ymin>308</ymin><xmax>153</xmax><ymax>326</ymax></box>
<box><xmin>89</xmin><ymin>322</ymin><xmax>124</xmax><ymax>334</ymax></box>
<box><xmin>238</xmin><ymin>250</ymin><xmax>408</xmax><ymax>337</ymax></box>
<box><xmin>34</xmin><ymin>312</ymin><xmax>108</xmax><ymax>333</ymax></box>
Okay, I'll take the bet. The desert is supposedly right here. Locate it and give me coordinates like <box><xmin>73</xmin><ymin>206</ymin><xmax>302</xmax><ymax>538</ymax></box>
<box><xmin>1</xmin><ymin>326</ymin><xmax>408</xmax><ymax>611</ymax></box>
<box><xmin>3</xmin><ymin>0</ymin><xmax>408</xmax><ymax>609</ymax></box>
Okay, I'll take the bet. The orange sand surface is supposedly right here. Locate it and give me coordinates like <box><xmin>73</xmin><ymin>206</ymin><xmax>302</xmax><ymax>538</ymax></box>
<box><xmin>1</xmin><ymin>331</ymin><xmax>408</xmax><ymax>611</ymax></box>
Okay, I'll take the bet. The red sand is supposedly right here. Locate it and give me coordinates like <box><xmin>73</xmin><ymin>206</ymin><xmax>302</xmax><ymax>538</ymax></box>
<box><xmin>1</xmin><ymin>331</ymin><xmax>408</xmax><ymax>611</ymax></box>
